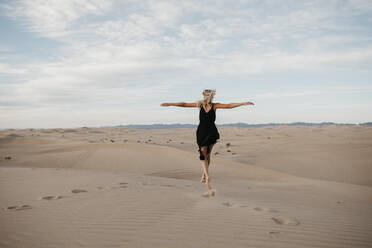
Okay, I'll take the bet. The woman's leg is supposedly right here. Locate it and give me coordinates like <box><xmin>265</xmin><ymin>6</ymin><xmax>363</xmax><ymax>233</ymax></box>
<box><xmin>206</xmin><ymin>143</ymin><xmax>215</xmax><ymax>168</ymax></box>
<box><xmin>199</xmin><ymin>146</ymin><xmax>212</xmax><ymax>189</ymax></box>
<box><xmin>202</xmin><ymin>143</ymin><xmax>215</xmax><ymax>180</ymax></box>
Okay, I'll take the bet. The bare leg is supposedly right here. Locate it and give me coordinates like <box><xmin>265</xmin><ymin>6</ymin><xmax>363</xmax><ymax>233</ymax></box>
<box><xmin>199</xmin><ymin>146</ymin><xmax>212</xmax><ymax>189</ymax></box>
<box><xmin>201</xmin><ymin>173</ymin><xmax>206</xmax><ymax>183</ymax></box>
<box><xmin>200</xmin><ymin>146</ymin><xmax>207</xmax><ymax>182</ymax></box>
<box><xmin>206</xmin><ymin>143</ymin><xmax>214</xmax><ymax>170</ymax></box>
<box><xmin>203</xmin><ymin>160</ymin><xmax>212</xmax><ymax>190</ymax></box>
<box><xmin>201</xmin><ymin>143</ymin><xmax>214</xmax><ymax>182</ymax></box>
<box><xmin>201</xmin><ymin>155</ymin><xmax>210</xmax><ymax>183</ymax></box>
<box><xmin>205</xmin><ymin>143</ymin><xmax>214</xmax><ymax>189</ymax></box>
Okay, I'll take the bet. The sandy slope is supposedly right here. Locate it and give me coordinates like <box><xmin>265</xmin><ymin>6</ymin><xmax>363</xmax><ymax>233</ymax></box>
<box><xmin>0</xmin><ymin>126</ymin><xmax>371</xmax><ymax>248</ymax></box>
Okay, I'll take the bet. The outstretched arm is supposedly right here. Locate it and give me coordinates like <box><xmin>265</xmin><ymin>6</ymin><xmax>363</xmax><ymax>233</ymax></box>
<box><xmin>160</xmin><ymin>102</ymin><xmax>197</xmax><ymax>107</ymax></box>
<box><xmin>214</xmin><ymin>102</ymin><xmax>254</xmax><ymax>109</ymax></box>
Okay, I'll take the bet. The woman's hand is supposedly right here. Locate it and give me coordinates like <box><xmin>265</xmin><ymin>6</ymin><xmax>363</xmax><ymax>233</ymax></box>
<box><xmin>243</xmin><ymin>102</ymin><xmax>254</xmax><ymax>106</ymax></box>
<box><xmin>160</xmin><ymin>103</ymin><xmax>170</xmax><ymax>106</ymax></box>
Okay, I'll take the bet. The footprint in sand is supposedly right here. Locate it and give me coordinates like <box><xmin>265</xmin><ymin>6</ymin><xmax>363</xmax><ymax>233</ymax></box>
<box><xmin>6</xmin><ymin>204</ymin><xmax>32</xmax><ymax>211</ymax></box>
<box><xmin>161</xmin><ymin>184</ymin><xmax>173</xmax><ymax>187</ymax></box>
<box><xmin>254</xmin><ymin>207</ymin><xmax>279</xmax><ymax>213</ymax></box>
<box><xmin>71</xmin><ymin>189</ymin><xmax>88</xmax><ymax>193</ymax></box>
<box><xmin>202</xmin><ymin>189</ymin><xmax>216</xmax><ymax>197</ymax></box>
<box><xmin>38</xmin><ymin>195</ymin><xmax>64</xmax><ymax>200</ymax></box>
<box><xmin>268</xmin><ymin>231</ymin><xmax>281</xmax><ymax>238</ymax></box>
<box><xmin>96</xmin><ymin>186</ymin><xmax>112</xmax><ymax>191</ymax></box>
<box><xmin>97</xmin><ymin>186</ymin><xmax>118</xmax><ymax>190</ymax></box>
<box><xmin>222</xmin><ymin>202</ymin><xmax>237</xmax><ymax>207</ymax></box>
<box><xmin>119</xmin><ymin>182</ymin><xmax>128</xmax><ymax>188</ymax></box>
<box><xmin>271</xmin><ymin>216</ymin><xmax>300</xmax><ymax>226</ymax></box>
<box><xmin>139</xmin><ymin>182</ymin><xmax>156</xmax><ymax>186</ymax></box>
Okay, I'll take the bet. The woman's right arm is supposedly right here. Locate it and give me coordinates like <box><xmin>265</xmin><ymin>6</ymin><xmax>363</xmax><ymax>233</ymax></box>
<box><xmin>214</xmin><ymin>102</ymin><xmax>254</xmax><ymax>109</ymax></box>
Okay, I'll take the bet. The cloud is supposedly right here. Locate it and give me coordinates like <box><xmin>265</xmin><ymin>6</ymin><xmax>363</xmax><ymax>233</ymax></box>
<box><xmin>0</xmin><ymin>60</ymin><xmax>172</xmax><ymax>108</ymax></box>
<box><xmin>0</xmin><ymin>0</ymin><xmax>371</xmax><ymax>127</ymax></box>
<box><xmin>1</xmin><ymin>0</ymin><xmax>113</xmax><ymax>38</ymax></box>
<box><xmin>0</xmin><ymin>63</ymin><xmax>27</xmax><ymax>74</ymax></box>
<box><xmin>252</xmin><ymin>86</ymin><xmax>372</xmax><ymax>99</ymax></box>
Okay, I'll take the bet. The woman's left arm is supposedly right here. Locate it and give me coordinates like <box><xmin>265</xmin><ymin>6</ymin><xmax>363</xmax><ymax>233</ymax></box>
<box><xmin>214</xmin><ymin>102</ymin><xmax>254</xmax><ymax>109</ymax></box>
<box><xmin>160</xmin><ymin>102</ymin><xmax>197</xmax><ymax>107</ymax></box>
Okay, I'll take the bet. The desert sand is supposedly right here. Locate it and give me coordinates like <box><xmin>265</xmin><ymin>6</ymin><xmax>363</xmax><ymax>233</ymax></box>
<box><xmin>0</xmin><ymin>125</ymin><xmax>372</xmax><ymax>248</ymax></box>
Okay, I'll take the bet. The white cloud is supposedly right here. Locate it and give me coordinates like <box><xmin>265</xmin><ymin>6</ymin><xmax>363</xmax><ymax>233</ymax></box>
<box><xmin>253</xmin><ymin>86</ymin><xmax>372</xmax><ymax>99</ymax></box>
<box><xmin>1</xmin><ymin>0</ymin><xmax>113</xmax><ymax>38</ymax></box>
<box><xmin>0</xmin><ymin>60</ymin><xmax>172</xmax><ymax>108</ymax></box>
<box><xmin>0</xmin><ymin>0</ymin><xmax>372</xmax><ymax>127</ymax></box>
<box><xmin>0</xmin><ymin>63</ymin><xmax>27</xmax><ymax>74</ymax></box>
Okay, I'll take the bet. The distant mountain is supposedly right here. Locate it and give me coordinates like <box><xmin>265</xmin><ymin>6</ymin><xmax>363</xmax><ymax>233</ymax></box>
<box><xmin>359</xmin><ymin>122</ymin><xmax>372</xmax><ymax>126</ymax></box>
<box><xmin>2</xmin><ymin>122</ymin><xmax>370</xmax><ymax>130</ymax></box>
<box><xmin>116</xmin><ymin>123</ymin><xmax>196</xmax><ymax>129</ymax></box>
<box><xmin>101</xmin><ymin>122</ymin><xmax>364</xmax><ymax>129</ymax></box>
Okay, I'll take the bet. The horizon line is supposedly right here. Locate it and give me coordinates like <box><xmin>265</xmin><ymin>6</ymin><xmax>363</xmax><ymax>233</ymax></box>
<box><xmin>1</xmin><ymin>121</ymin><xmax>371</xmax><ymax>130</ymax></box>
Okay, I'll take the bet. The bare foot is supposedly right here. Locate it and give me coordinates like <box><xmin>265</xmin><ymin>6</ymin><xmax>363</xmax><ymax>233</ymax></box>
<box><xmin>201</xmin><ymin>173</ymin><xmax>206</xmax><ymax>183</ymax></box>
<box><xmin>206</xmin><ymin>176</ymin><xmax>211</xmax><ymax>183</ymax></box>
<box><xmin>206</xmin><ymin>177</ymin><xmax>212</xmax><ymax>190</ymax></box>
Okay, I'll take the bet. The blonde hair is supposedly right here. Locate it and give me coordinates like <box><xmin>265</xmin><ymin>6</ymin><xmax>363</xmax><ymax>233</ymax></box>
<box><xmin>196</xmin><ymin>89</ymin><xmax>216</xmax><ymax>109</ymax></box>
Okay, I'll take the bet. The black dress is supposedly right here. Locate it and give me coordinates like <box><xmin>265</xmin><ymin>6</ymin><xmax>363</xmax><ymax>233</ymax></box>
<box><xmin>196</xmin><ymin>103</ymin><xmax>220</xmax><ymax>160</ymax></box>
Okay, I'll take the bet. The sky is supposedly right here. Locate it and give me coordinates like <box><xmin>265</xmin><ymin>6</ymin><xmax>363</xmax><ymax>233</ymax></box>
<box><xmin>0</xmin><ymin>0</ymin><xmax>371</xmax><ymax>128</ymax></box>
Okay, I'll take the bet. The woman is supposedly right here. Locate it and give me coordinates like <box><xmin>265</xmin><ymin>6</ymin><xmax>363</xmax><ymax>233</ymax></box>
<box><xmin>160</xmin><ymin>89</ymin><xmax>254</xmax><ymax>189</ymax></box>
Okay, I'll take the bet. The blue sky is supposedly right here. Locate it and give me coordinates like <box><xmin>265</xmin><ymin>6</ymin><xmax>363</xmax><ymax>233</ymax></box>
<box><xmin>0</xmin><ymin>0</ymin><xmax>371</xmax><ymax>128</ymax></box>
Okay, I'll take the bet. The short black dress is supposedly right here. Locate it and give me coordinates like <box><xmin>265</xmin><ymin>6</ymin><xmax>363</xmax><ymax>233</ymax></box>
<box><xmin>196</xmin><ymin>103</ymin><xmax>220</xmax><ymax>160</ymax></box>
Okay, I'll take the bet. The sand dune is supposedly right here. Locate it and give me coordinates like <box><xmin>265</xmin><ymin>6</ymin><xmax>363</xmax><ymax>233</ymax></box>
<box><xmin>0</xmin><ymin>125</ymin><xmax>371</xmax><ymax>248</ymax></box>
